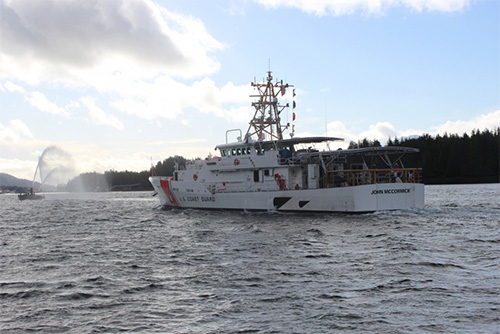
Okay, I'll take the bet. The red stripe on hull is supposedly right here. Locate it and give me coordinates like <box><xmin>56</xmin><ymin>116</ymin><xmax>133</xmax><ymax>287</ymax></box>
<box><xmin>160</xmin><ymin>179</ymin><xmax>179</xmax><ymax>206</ymax></box>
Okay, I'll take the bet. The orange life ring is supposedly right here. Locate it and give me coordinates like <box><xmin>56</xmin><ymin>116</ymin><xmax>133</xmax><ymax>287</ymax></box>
<box><xmin>274</xmin><ymin>173</ymin><xmax>281</xmax><ymax>181</ymax></box>
<box><xmin>193</xmin><ymin>174</ymin><xmax>198</xmax><ymax>181</ymax></box>
<box><xmin>234</xmin><ymin>159</ymin><xmax>240</xmax><ymax>165</ymax></box>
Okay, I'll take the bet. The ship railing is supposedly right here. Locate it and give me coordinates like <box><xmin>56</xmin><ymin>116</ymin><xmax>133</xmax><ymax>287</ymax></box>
<box><xmin>322</xmin><ymin>168</ymin><xmax>422</xmax><ymax>188</ymax></box>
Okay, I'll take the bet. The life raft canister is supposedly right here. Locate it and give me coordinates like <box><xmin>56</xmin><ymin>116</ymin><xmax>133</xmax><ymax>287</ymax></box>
<box><xmin>279</xmin><ymin>178</ymin><xmax>286</xmax><ymax>190</ymax></box>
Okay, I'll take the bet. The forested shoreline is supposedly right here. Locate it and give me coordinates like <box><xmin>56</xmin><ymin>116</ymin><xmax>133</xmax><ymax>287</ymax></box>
<box><xmin>399</xmin><ymin>129</ymin><xmax>498</xmax><ymax>184</ymax></box>
<box><xmin>349</xmin><ymin>128</ymin><xmax>499</xmax><ymax>184</ymax></box>
<box><xmin>65</xmin><ymin>128</ymin><xmax>499</xmax><ymax>191</ymax></box>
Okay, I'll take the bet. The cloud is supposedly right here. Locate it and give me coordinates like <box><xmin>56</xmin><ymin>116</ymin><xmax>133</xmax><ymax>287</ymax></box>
<box><xmin>253</xmin><ymin>0</ymin><xmax>471</xmax><ymax>16</ymax></box>
<box><xmin>80</xmin><ymin>97</ymin><xmax>124</xmax><ymax>130</ymax></box>
<box><xmin>4</xmin><ymin>81</ymin><xmax>25</xmax><ymax>93</ymax></box>
<box><xmin>325</xmin><ymin>121</ymin><xmax>398</xmax><ymax>146</ymax></box>
<box><xmin>358</xmin><ymin>122</ymin><xmax>397</xmax><ymax>141</ymax></box>
<box><xmin>3</xmin><ymin>81</ymin><xmax>72</xmax><ymax>118</ymax></box>
<box><xmin>26</xmin><ymin>91</ymin><xmax>70</xmax><ymax>117</ymax></box>
<box><xmin>110</xmin><ymin>76</ymin><xmax>253</xmax><ymax>123</ymax></box>
<box><xmin>0</xmin><ymin>119</ymin><xmax>34</xmax><ymax>142</ymax></box>
<box><xmin>0</xmin><ymin>119</ymin><xmax>52</xmax><ymax>172</ymax></box>
<box><xmin>9</xmin><ymin>119</ymin><xmax>34</xmax><ymax>139</ymax></box>
<box><xmin>0</xmin><ymin>157</ymin><xmax>37</xmax><ymax>180</ymax></box>
<box><xmin>430</xmin><ymin>109</ymin><xmax>500</xmax><ymax>135</ymax></box>
<box><xmin>222</xmin><ymin>3</ymin><xmax>246</xmax><ymax>16</ymax></box>
<box><xmin>325</xmin><ymin>120</ymin><xmax>352</xmax><ymax>139</ymax></box>
<box><xmin>0</xmin><ymin>0</ymin><xmax>252</xmax><ymax>125</ymax></box>
<box><xmin>326</xmin><ymin>109</ymin><xmax>500</xmax><ymax>147</ymax></box>
<box><xmin>0</xmin><ymin>0</ymin><xmax>223</xmax><ymax>85</ymax></box>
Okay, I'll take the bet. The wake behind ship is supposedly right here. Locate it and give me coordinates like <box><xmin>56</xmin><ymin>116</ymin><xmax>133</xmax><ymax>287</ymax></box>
<box><xmin>150</xmin><ymin>72</ymin><xmax>424</xmax><ymax>212</ymax></box>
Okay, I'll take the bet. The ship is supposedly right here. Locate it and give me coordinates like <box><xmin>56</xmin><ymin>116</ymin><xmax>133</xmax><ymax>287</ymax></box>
<box><xmin>150</xmin><ymin>72</ymin><xmax>424</xmax><ymax>212</ymax></box>
<box><xmin>18</xmin><ymin>154</ymin><xmax>46</xmax><ymax>201</ymax></box>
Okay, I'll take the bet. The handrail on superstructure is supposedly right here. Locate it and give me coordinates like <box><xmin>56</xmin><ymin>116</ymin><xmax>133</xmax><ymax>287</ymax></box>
<box><xmin>226</xmin><ymin>129</ymin><xmax>242</xmax><ymax>144</ymax></box>
<box><xmin>323</xmin><ymin>168</ymin><xmax>422</xmax><ymax>188</ymax></box>
<box><xmin>203</xmin><ymin>167</ymin><xmax>422</xmax><ymax>194</ymax></box>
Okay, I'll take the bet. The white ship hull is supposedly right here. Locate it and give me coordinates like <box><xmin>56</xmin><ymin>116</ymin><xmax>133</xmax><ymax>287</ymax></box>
<box><xmin>150</xmin><ymin>176</ymin><xmax>424</xmax><ymax>213</ymax></box>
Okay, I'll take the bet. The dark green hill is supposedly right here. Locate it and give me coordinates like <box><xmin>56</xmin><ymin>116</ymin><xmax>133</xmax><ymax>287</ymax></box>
<box><xmin>0</xmin><ymin>173</ymin><xmax>43</xmax><ymax>192</ymax></box>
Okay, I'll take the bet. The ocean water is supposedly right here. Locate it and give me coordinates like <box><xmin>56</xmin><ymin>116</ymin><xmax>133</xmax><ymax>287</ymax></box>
<box><xmin>0</xmin><ymin>184</ymin><xmax>498</xmax><ymax>333</ymax></box>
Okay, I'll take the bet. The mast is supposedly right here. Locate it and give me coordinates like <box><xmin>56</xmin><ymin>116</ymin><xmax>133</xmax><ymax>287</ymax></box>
<box><xmin>245</xmin><ymin>71</ymin><xmax>292</xmax><ymax>142</ymax></box>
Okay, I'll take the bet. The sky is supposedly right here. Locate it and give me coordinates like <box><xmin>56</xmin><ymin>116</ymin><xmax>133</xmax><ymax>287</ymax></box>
<box><xmin>1</xmin><ymin>0</ymin><xmax>499</xmax><ymax>182</ymax></box>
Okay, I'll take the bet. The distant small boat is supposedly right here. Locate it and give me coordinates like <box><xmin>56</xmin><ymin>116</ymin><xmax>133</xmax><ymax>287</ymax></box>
<box><xmin>18</xmin><ymin>188</ymin><xmax>44</xmax><ymax>201</ymax></box>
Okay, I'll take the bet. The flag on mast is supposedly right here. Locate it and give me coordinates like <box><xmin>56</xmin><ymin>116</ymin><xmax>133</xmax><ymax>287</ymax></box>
<box><xmin>293</xmin><ymin>112</ymin><xmax>296</xmax><ymax>121</ymax></box>
<box><xmin>293</xmin><ymin>101</ymin><xmax>296</xmax><ymax>109</ymax></box>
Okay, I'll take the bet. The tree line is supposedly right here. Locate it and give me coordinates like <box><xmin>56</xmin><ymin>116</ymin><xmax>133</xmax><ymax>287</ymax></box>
<box><xmin>350</xmin><ymin>128</ymin><xmax>499</xmax><ymax>184</ymax></box>
<box><xmin>65</xmin><ymin>128</ymin><xmax>498</xmax><ymax>191</ymax></box>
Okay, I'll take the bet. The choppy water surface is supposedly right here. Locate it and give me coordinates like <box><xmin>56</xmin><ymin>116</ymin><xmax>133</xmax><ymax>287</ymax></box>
<box><xmin>1</xmin><ymin>184</ymin><xmax>498</xmax><ymax>333</ymax></box>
